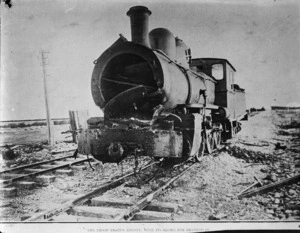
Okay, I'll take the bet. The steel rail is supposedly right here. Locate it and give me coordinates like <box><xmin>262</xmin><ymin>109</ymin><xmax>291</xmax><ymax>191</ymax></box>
<box><xmin>239</xmin><ymin>173</ymin><xmax>300</xmax><ymax>198</ymax></box>
<box><xmin>1</xmin><ymin>157</ymin><xmax>91</xmax><ymax>185</ymax></box>
<box><xmin>115</xmin><ymin>162</ymin><xmax>198</xmax><ymax>221</ymax></box>
<box><xmin>25</xmin><ymin>161</ymin><xmax>160</xmax><ymax>221</ymax></box>
<box><xmin>0</xmin><ymin>154</ymin><xmax>75</xmax><ymax>174</ymax></box>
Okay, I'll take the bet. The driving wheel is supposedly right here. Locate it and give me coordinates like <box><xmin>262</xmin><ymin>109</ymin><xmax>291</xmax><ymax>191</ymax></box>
<box><xmin>195</xmin><ymin>133</ymin><xmax>205</xmax><ymax>162</ymax></box>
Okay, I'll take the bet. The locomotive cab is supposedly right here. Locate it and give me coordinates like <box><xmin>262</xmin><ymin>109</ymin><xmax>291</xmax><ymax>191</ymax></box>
<box><xmin>190</xmin><ymin>58</ymin><xmax>247</xmax><ymax>139</ymax></box>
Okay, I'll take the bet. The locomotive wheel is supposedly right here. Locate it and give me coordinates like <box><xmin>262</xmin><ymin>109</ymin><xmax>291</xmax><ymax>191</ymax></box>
<box><xmin>164</xmin><ymin>135</ymin><xmax>192</xmax><ymax>163</ymax></box>
<box><xmin>213</xmin><ymin>131</ymin><xmax>222</xmax><ymax>149</ymax></box>
<box><xmin>183</xmin><ymin>134</ymin><xmax>205</xmax><ymax>162</ymax></box>
<box><xmin>206</xmin><ymin>132</ymin><xmax>215</xmax><ymax>154</ymax></box>
<box><xmin>195</xmin><ymin>134</ymin><xmax>205</xmax><ymax>162</ymax></box>
<box><xmin>182</xmin><ymin>135</ymin><xmax>192</xmax><ymax>159</ymax></box>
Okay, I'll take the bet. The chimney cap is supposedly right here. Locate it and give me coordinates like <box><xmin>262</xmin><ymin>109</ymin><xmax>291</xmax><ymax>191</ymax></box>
<box><xmin>127</xmin><ymin>6</ymin><xmax>151</xmax><ymax>16</ymax></box>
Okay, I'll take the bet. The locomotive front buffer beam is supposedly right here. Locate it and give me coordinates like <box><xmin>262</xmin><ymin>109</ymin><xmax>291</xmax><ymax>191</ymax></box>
<box><xmin>78</xmin><ymin>128</ymin><xmax>183</xmax><ymax>163</ymax></box>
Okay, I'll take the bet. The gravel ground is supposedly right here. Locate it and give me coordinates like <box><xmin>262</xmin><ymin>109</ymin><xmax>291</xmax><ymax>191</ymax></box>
<box><xmin>0</xmin><ymin>110</ymin><xmax>299</xmax><ymax>221</ymax></box>
<box><xmin>157</xmin><ymin>110</ymin><xmax>300</xmax><ymax>221</ymax></box>
<box><xmin>157</xmin><ymin>152</ymin><xmax>270</xmax><ymax>220</ymax></box>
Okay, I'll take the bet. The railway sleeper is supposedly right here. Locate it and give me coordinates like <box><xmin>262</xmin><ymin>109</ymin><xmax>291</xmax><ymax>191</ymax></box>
<box><xmin>55</xmin><ymin>169</ymin><xmax>74</xmax><ymax>176</ymax></box>
<box><xmin>90</xmin><ymin>197</ymin><xmax>178</xmax><ymax>213</ymax></box>
<box><xmin>50</xmin><ymin>214</ymin><xmax>103</xmax><ymax>222</ymax></box>
<box><xmin>24</xmin><ymin>164</ymin><xmax>87</xmax><ymax>174</ymax></box>
<box><xmin>53</xmin><ymin>161</ymin><xmax>74</xmax><ymax>165</ymax></box>
<box><xmin>67</xmin><ymin>206</ymin><xmax>125</xmax><ymax>219</ymax></box>
<box><xmin>0</xmin><ymin>173</ymin><xmax>28</xmax><ymax>179</ymax></box>
<box><xmin>35</xmin><ymin>175</ymin><xmax>56</xmax><ymax>184</ymax></box>
<box><xmin>24</xmin><ymin>168</ymin><xmax>45</xmax><ymax>173</ymax></box>
<box><xmin>0</xmin><ymin>187</ymin><xmax>17</xmax><ymax>198</ymax></box>
<box><xmin>70</xmin><ymin>165</ymin><xmax>87</xmax><ymax>171</ymax></box>
<box><xmin>39</xmin><ymin>164</ymin><xmax>59</xmax><ymax>169</ymax></box>
<box><xmin>15</xmin><ymin>181</ymin><xmax>36</xmax><ymax>189</ymax></box>
<box><xmin>131</xmin><ymin>210</ymin><xmax>172</xmax><ymax>220</ymax></box>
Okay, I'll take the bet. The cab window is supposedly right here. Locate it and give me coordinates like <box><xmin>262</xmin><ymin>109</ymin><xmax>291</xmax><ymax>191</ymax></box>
<box><xmin>227</xmin><ymin>68</ymin><xmax>235</xmax><ymax>90</ymax></box>
<box><xmin>211</xmin><ymin>64</ymin><xmax>223</xmax><ymax>80</ymax></box>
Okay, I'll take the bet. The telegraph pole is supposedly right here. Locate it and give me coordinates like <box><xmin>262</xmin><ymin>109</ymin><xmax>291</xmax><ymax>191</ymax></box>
<box><xmin>40</xmin><ymin>50</ymin><xmax>54</xmax><ymax>146</ymax></box>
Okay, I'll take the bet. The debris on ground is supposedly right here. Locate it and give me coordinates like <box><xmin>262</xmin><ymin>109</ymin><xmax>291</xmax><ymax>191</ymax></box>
<box><xmin>0</xmin><ymin>110</ymin><xmax>299</xmax><ymax>221</ymax></box>
<box><xmin>1</xmin><ymin>145</ymin><xmax>20</xmax><ymax>161</ymax></box>
<box><xmin>0</xmin><ymin>142</ymin><xmax>77</xmax><ymax>169</ymax></box>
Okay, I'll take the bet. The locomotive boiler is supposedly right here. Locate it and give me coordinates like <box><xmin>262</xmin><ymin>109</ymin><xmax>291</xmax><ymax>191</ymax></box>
<box><xmin>78</xmin><ymin>6</ymin><xmax>247</xmax><ymax>163</ymax></box>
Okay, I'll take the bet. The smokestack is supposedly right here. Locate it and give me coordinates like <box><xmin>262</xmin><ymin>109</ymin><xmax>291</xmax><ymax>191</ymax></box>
<box><xmin>127</xmin><ymin>6</ymin><xmax>152</xmax><ymax>47</ymax></box>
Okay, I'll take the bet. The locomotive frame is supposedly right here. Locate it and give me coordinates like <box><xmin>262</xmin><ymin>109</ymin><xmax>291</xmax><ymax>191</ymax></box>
<box><xmin>78</xmin><ymin>6</ymin><xmax>247</xmax><ymax>163</ymax></box>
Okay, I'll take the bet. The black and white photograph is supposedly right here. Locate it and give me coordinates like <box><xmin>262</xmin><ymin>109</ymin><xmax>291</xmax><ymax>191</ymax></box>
<box><xmin>0</xmin><ymin>0</ymin><xmax>299</xmax><ymax>231</ymax></box>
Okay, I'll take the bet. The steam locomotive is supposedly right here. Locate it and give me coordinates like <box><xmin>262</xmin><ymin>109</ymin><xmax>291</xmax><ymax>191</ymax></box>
<box><xmin>78</xmin><ymin>6</ymin><xmax>247</xmax><ymax>163</ymax></box>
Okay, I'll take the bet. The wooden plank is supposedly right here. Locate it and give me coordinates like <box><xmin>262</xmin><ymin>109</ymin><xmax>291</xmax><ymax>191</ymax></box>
<box><xmin>55</xmin><ymin>169</ymin><xmax>74</xmax><ymax>176</ymax></box>
<box><xmin>24</xmin><ymin>168</ymin><xmax>44</xmax><ymax>173</ymax></box>
<box><xmin>53</xmin><ymin>161</ymin><xmax>70</xmax><ymax>165</ymax></box>
<box><xmin>0</xmin><ymin>173</ymin><xmax>28</xmax><ymax>178</ymax></box>
<box><xmin>240</xmin><ymin>173</ymin><xmax>300</xmax><ymax>198</ymax></box>
<box><xmin>50</xmin><ymin>214</ymin><xmax>104</xmax><ymax>222</ymax></box>
<box><xmin>70</xmin><ymin>165</ymin><xmax>86</xmax><ymax>171</ymax></box>
<box><xmin>69</xmin><ymin>206</ymin><xmax>124</xmax><ymax>219</ymax></box>
<box><xmin>69</xmin><ymin>110</ymin><xmax>89</xmax><ymax>143</ymax></box>
<box><xmin>16</xmin><ymin>181</ymin><xmax>36</xmax><ymax>189</ymax></box>
<box><xmin>239</xmin><ymin>141</ymin><xmax>269</xmax><ymax>147</ymax></box>
<box><xmin>76</xmin><ymin>110</ymin><xmax>89</xmax><ymax>130</ymax></box>
<box><xmin>39</xmin><ymin>164</ymin><xmax>58</xmax><ymax>169</ymax></box>
<box><xmin>132</xmin><ymin>210</ymin><xmax>172</xmax><ymax>220</ymax></box>
<box><xmin>144</xmin><ymin>202</ymin><xmax>178</xmax><ymax>213</ymax></box>
<box><xmin>69</xmin><ymin>111</ymin><xmax>77</xmax><ymax>143</ymax></box>
<box><xmin>90</xmin><ymin>197</ymin><xmax>178</xmax><ymax>213</ymax></box>
<box><xmin>35</xmin><ymin>175</ymin><xmax>56</xmax><ymax>183</ymax></box>
<box><xmin>90</xmin><ymin>197</ymin><xmax>132</xmax><ymax>208</ymax></box>
<box><xmin>0</xmin><ymin>187</ymin><xmax>17</xmax><ymax>198</ymax></box>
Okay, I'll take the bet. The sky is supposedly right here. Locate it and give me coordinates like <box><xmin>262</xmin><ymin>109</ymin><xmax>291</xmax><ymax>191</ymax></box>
<box><xmin>1</xmin><ymin>0</ymin><xmax>300</xmax><ymax>121</ymax></box>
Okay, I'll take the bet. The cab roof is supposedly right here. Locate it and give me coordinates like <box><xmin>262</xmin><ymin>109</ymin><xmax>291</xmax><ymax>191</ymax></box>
<box><xmin>190</xmin><ymin>58</ymin><xmax>236</xmax><ymax>72</ymax></box>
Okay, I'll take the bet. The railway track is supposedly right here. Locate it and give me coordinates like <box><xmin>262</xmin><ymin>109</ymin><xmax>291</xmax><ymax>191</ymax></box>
<box><xmin>0</xmin><ymin>151</ymin><xmax>95</xmax><ymax>192</ymax></box>
<box><xmin>25</xmin><ymin>159</ymin><xmax>197</xmax><ymax>222</ymax></box>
